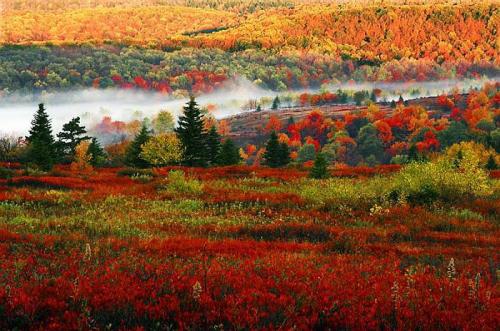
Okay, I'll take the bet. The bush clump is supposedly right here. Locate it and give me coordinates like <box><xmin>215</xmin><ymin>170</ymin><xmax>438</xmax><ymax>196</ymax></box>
<box><xmin>159</xmin><ymin>170</ymin><xmax>204</xmax><ymax>195</ymax></box>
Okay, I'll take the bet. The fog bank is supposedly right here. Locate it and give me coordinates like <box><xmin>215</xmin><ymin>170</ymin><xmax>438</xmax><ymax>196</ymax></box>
<box><xmin>0</xmin><ymin>76</ymin><xmax>497</xmax><ymax>137</ymax></box>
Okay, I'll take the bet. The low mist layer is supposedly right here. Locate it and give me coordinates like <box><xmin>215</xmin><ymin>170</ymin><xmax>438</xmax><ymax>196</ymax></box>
<box><xmin>0</xmin><ymin>76</ymin><xmax>497</xmax><ymax>137</ymax></box>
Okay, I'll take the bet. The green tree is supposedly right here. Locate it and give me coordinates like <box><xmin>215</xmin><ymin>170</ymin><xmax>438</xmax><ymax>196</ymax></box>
<box><xmin>357</xmin><ymin>123</ymin><xmax>384</xmax><ymax>162</ymax></box>
<box><xmin>353</xmin><ymin>90</ymin><xmax>369</xmax><ymax>106</ymax></box>
<box><xmin>408</xmin><ymin>144</ymin><xmax>421</xmax><ymax>162</ymax></box>
<box><xmin>309</xmin><ymin>152</ymin><xmax>330</xmax><ymax>179</ymax></box>
<box><xmin>346</xmin><ymin>117</ymin><xmax>370</xmax><ymax>138</ymax></box>
<box><xmin>87</xmin><ymin>137</ymin><xmax>107</xmax><ymax>167</ymax></box>
<box><xmin>278</xmin><ymin>142</ymin><xmax>291</xmax><ymax>167</ymax></box>
<box><xmin>263</xmin><ymin>131</ymin><xmax>281</xmax><ymax>168</ymax></box>
<box><xmin>271</xmin><ymin>96</ymin><xmax>281</xmax><ymax>110</ymax></box>
<box><xmin>476</xmin><ymin>119</ymin><xmax>495</xmax><ymax>133</ymax></box>
<box><xmin>206</xmin><ymin>126</ymin><xmax>221</xmax><ymax>166</ymax></box>
<box><xmin>297</xmin><ymin>144</ymin><xmax>316</xmax><ymax>164</ymax></box>
<box><xmin>25</xmin><ymin>103</ymin><xmax>57</xmax><ymax>170</ymax></box>
<box><xmin>490</xmin><ymin>128</ymin><xmax>500</xmax><ymax>153</ymax></box>
<box><xmin>321</xmin><ymin>142</ymin><xmax>337</xmax><ymax>163</ymax></box>
<box><xmin>437</xmin><ymin>121</ymin><xmax>471</xmax><ymax>149</ymax></box>
<box><xmin>218</xmin><ymin>139</ymin><xmax>241</xmax><ymax>166</ymax></box>
<box><xmin>175</xmin><ymin>97</ymin><xmax>208</xmax><ymax>167</ymax></box>
<box><xmin>125</xmin><ymin>123</ymin><xmax>151</xmax><ymax>168</ymax></box>
<box><xmin>56</xmin><ymin>117</ymin><xmax>89</xmax><ymax>162</ymax></box>
<box><xmin>485</xmin><ymin>154</ymin><xmax>497</xmax><ymax>170</ymax></box>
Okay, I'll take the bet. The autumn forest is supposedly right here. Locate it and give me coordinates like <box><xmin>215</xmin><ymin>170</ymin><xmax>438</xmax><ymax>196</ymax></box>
<box><xmin>0</xmin><ymin>0</ymin><xmax>499</xmax><ymax>330</ymax></box>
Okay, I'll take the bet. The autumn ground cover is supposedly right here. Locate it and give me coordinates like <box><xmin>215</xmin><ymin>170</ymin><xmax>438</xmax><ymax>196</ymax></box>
<box><xmin>0</xmin><ymin>161</ymin><xmax>498</xmax><ymax>330</ymax></box>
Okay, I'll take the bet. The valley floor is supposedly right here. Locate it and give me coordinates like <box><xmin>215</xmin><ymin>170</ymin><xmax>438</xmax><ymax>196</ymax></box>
<box><xmin>0</xmin><ymin>165</ymin><xmax>498</xmax><ymax>329</ymax></box>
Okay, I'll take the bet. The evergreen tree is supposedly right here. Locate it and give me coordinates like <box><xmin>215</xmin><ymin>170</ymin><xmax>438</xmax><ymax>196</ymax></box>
<box><xmin>271</xmin><ymin>96</ymin><xmax>280</xmax><ymax>110</ymax></box>
<box><xmin>486</xmin><ymin>154</ymin><xmax>497</xmax><ymax>170</ymax></box>
<box><xmin>218</xmin><ymin>139</ymin><xmax>241</xmax><ymax>166</ymax></box>
<box><xmin>206</xmin><ymin>125</ymin><xmax>221</xmax><ymax>166</ymax></box>
<box><xmin>309</xmin><ymin>152</ymin><xmax>330</xmax><ymax>179</ymax></box>
<box><xmin>256</xmin><ymin>104</ymin><xmax>262</xmax><ymax>112</ymax></box>
<box><xmin>26</xmin><ymin>103</ymin><xmax>57</xmax><ymax>170</ymax></box>
<box><xmin>175</xmin><ymin>96</ymin><xmax>208</xmax><ymax>167</ymax></box>
<box><xmin>263</xmin><ymin>131</ymin><xmax>281</xmax><ymax>168</ymax></box>
<box><xmin>278</xmin><ymin>142</ymin><xmax>291</xmax><ymax>167</ymax></box>
<box><xmin>125</xmin><ymin>123</ymin><xmax>151</xmax><ymax>168</ymax></box>
<box><xmin>87</xmin><ymin>137</ymin><xmax>107</xmax><ymax>167</ymax></box>
<box><xmin>56</xmin><ymin>117</ymin><xmax>89</xmax><ymax>162</ymax></box>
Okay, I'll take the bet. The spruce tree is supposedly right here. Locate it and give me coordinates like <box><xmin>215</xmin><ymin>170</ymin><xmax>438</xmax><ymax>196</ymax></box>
<box><xmin>26</xmin><ymin>103</ymin><xmax>57</xmax><ymax>170</ymax></box>
<box><xmin>256</xmin><ymin>105</ymin><xmax>262</xmax><ymax>112</ymax></box>
<box><xmin>206</xmin><ymin>125</ymin><xmax>221</xmax><ymax>166</ymax></box>
<box><xmin>218</xmin><ymin>139</ymin><xmax>241</xmax><ymax>166</ymax></box>
<box><xmin>125</xmin><ymin>123</ymin><xmax>151</xmax><ymax>168</ymax></box>
<box><xmin>278</xmin><ymin>142</ymin><xmax>291</xmax><ymax>167</ymax></box>
<box><xmin>87</xmin><ymin>138</ymin><xmax>107</xmax><ymax>167</ymax></box>
<box><xmin>263</xmin><ymin>131</ymin><xmax>281</xmax><ymax>168</ymax></box>
<box><xmin>309</xmin><ymin>152</ymin><xmax>330</xmax><ymax>179</ymax></box>
<box><xmin>56</xmin><ymin>117</ymin><xmax>89</xmax><ymax>162</ymax></box>
<box><xmin>175</xmin><ymin>96</ymin><xmax>208</xmax><ymax>167</ymax></box>
<box><xmin>271</xmin><ymin>96</ymin><xmax>280</xmax><ymax>110</ymax></box>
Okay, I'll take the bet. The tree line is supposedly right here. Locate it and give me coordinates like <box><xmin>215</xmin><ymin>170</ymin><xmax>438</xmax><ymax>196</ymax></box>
<box><xmin>1</xmin><ymin>96</ymin><xmax>308</xmax><ymax>173</ymax></box>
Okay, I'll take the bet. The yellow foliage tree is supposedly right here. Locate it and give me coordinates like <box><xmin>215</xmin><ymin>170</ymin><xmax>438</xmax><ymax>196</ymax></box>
<box><xmin>70</xmin><ymin>140</ymin><xmax>93</xmax><ymax>172</ymax></box>
<box><xmin>445</xmin><ymin>141</ymin><xmax>500</xmax><ymax>167</ymax></box>
<box><xmin>139</xmin><ymin>133</ymin><xmax>182</xmax><ymax>166</ymax></box>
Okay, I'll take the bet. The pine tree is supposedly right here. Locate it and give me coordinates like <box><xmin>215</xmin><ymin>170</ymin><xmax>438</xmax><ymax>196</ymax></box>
<box><xmin>263</xmin><ymin>131</ymin><xmax>281</xmax><ymax>168</ymax></box>
<box><xmin>256</xmin><ymin>104</ymin><xmax>262</xmax><ymax>112</ymax></box>
<box><xmin>56</xmin><ymin>117</ymin><xmax>89</xmax><ymax>162</ymax></box>
<box><xmin>206</xmin><ymin>125</ymin><xmax>221</xmax><ymax>166</ymax></box>
<box><xmin>175</xmin><ymin>96</ymin><xmax>208</xmax><ymax>167</ymax></box>
<box><xmin>26</xmin><ymin>103</ymin><xmax>57</xmax><ymax>170</ymax></box>
<box><xmin>271</xmin><ymin>96</ymin><xmax>280</xmax><ymax>110</ymax></box>
<box><xmin>87</xmin><ymin>138</ymin><xmax>107</xmax><ymax>167</ymax></box>
<box><xmin>218</xmin><ymin>139</ymin><xmax>241</xmax><ymax>166</ymax></box>
<box><xmin>278</xmin><ymin>142</ymin><xmax>291</xmax><ymax>167</ymax></box>
<box><xmin>125</xmin><ymin>123</ymin><xmax>151</xmax><ymax>168</ymax></box>
<box><xmin>309</xmin><ymin>152</ymin><xmax>330</xmax><ymax>179</ymax></box>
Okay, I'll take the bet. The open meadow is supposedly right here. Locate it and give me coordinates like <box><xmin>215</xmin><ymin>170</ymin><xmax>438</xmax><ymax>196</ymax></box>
<box><xmin>0</xmin><ymin>161</ymin><xmax>499</xmax><ymax>329</ymax></box>
<box><xmin>1</xmin><ymin>0</ymin><xmax>499</xmax><ymax>329</ymax></box>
